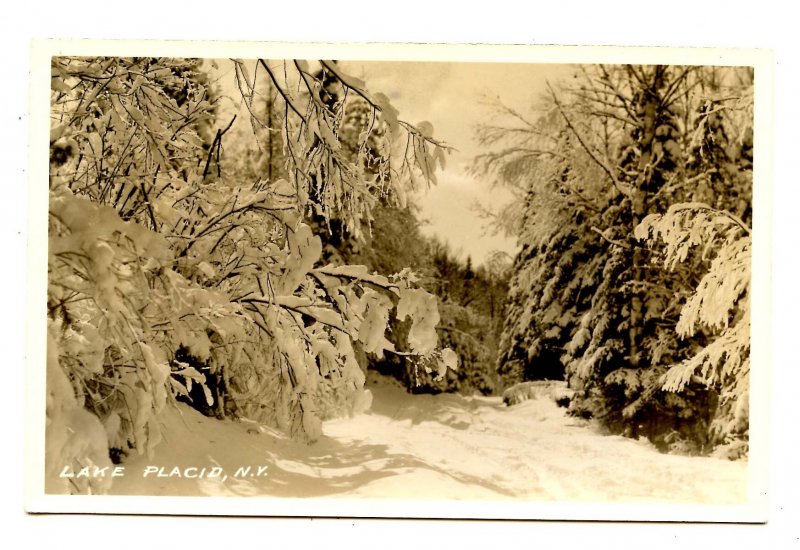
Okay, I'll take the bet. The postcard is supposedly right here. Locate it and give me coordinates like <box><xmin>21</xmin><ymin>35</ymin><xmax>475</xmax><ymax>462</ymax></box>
<box><xmin>25</xmin><ymin>40</ymin><xmax>773</xmax><ymax>521</ymax></box>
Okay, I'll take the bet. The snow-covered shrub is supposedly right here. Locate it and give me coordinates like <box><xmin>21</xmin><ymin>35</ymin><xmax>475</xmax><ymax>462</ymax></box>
<box><xmin>48</xmin><ymin>186</ymin><xmax>178</xmax><ymax>468</ymax></box>
<box><xmin>45</xmin><ymin>326</ymin><xmax>114</xmax><ymax>494</ymax></box>
<box><xmin>46</xmin><ymin>57</ymin><xmax>456</xmax><ymax>493</ymax></box>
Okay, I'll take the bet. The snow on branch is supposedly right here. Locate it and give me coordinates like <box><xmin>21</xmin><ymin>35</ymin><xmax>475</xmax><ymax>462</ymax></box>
<box><xmin>635</xmin><ymin>202</ymin><xmax>750</xmax><ymax>401</ymax></box>
<box><xmin>232</xmin><ymin>58</ymin><xmax>451</xmax><ymax>239</ymax></box>
<box><xmin>47</xmin><ymin>57</ymin><xmax>458</xmax><ymax>493</ymax></box>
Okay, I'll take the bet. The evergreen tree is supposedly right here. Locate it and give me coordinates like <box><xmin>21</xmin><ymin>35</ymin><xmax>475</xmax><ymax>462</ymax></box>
<box><xmin>475</xmin><ymin>65</ymin><xmax>753</xmax><ymax>453</ymax></box>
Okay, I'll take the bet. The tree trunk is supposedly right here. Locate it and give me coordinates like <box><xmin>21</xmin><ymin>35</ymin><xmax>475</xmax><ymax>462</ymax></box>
<box><xmin>627</xmin><ymin>66</ymin><xmax>665</xmax><ymax>368</ymax></box>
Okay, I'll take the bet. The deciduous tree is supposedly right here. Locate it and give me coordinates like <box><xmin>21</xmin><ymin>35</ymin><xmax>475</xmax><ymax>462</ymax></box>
<box><xmin>46</xmin><ymin>56</ymin><xmax>455</xmax><ymax>493</ymax></box>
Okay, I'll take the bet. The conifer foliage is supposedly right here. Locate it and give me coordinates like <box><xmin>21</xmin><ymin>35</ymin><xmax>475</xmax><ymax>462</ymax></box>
<box><xmin>476</xmin><ymin>65</ymin><xmax>753</xmax><ymax>455</ymax></box>
<box><xmin>46</xmin><ymin>57</ymin><xmax>454</xmax><ymax>493</ymax></box>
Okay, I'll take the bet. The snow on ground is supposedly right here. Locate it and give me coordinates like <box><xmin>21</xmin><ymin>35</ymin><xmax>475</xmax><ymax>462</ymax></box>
<box><xmin>109</xmin><ymin>372</ymin><xmax>747</xmax><ymax>503</ymax></box>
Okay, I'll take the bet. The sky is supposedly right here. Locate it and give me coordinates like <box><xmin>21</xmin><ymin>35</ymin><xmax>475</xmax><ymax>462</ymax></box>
<box><xmin>213</xmin><ymin>59</ymin><xmax>574</xmax><ymax>266</ymax></box>
<box><xmin>343</xmin><ymin>61</ymin><xmax>573</xmax><ymax>265</ymax></box>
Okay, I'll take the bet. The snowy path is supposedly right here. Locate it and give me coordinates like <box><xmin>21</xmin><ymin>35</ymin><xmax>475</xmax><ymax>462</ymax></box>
<box><xmin>109</xmin><ymin>373</ymin><xmax>747</xmax><ymax>503</ymax></box>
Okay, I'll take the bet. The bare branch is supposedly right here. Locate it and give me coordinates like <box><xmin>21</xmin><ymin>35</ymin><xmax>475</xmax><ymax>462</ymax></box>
<box><xmin>202</xmin><ymin>115</ymin><xmax>237</xmax><ymax>179</ymax></box>
<box><xmin>591</xmin><ymin>226</ymin><xmax>632</xmax><ymax>249</ymax></box>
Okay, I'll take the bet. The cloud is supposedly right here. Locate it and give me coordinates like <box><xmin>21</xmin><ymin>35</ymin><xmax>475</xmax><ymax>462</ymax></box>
<box><xmin>415</xmin><ymin>170</ymin><xmax>518</xmax><ymax>265</ymax></box>
<box><xmin>346</xmin><ymin>60</ymin><xmax>573</xmax><ymax>265</ymax></box>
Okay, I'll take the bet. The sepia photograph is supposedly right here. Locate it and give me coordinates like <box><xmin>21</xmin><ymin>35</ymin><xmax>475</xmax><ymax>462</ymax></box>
<box><xmin>25</xmin><ymin>41</ymin><xmax>772</xmax><ymax>520</ymax></box>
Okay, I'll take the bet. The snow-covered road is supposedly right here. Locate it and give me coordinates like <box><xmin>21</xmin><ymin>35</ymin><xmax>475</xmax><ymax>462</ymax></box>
<box><xmin>109</xmin><ymin>373</ymin><xmax>747</xmax><ymax>504</ymax></box>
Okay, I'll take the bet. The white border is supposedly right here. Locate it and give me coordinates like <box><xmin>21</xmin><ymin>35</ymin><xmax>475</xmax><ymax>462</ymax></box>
<box><xmin>25</xmin><ymin>39</ymin><xmax>773</xmax><ymax>522</ymax></box>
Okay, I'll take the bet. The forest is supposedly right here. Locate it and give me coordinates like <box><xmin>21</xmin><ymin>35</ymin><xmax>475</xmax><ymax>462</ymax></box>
<box><xmin>45</xmin><ymin>57</ymin><xmax>753</xmax><ymax>496</ymax></box>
